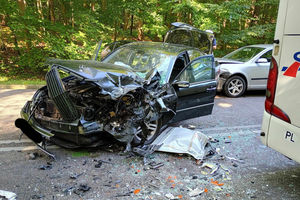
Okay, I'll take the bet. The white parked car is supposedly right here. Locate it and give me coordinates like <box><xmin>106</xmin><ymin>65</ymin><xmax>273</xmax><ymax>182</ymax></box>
<box><xmin>216</xmin><ymin>44</ymin><xmax>273</xmax><ymax>97</ymax></box>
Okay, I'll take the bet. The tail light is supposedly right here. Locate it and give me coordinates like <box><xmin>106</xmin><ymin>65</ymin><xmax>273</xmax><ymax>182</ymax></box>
<box><xmin>265</xmin><ymin>57</ymin><xmax>291</xmax><ymax>123</ymax></box>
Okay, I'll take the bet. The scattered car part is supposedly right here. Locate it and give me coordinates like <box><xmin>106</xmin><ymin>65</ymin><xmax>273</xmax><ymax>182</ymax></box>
<box><xmin>151</xmin><ymin>127</ymin><xmax>208</xmax><ymax>160</ymax></box>
<box><xmin>0</xmin><ymin>190</ymin><xmax>17</xmax><ymax>200</ymax></box>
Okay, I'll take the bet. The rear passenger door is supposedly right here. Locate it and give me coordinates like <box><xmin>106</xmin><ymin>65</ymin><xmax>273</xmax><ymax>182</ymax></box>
<box><xmin>171</xmin><ymin>55</ymin><xmax>216</xmax><ymax>123</ymax></box>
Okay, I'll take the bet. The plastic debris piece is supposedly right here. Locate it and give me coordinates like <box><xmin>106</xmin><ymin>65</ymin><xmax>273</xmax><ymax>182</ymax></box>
<box><xmin>195</xmin><ymin>160</ymin><xmax>203</xmax><ymax>165</ymax></box>
<box><xmin>188</xmin><ymin>125</ymin><xmax>196</xmax><ymax>129</ymax></box>
<box><xmin>31</xmin><ymin>194</ymin><xmax>45</xmax><ymax>199</ymax></box>
<box><xmin>210</xmin><ymin>165</ymin><xmax>219</xmax><ymax>175</ymax></box>
<box><xmin>0</xmin><ymin>190</ymin><xmax>17</xmax><ymax>200</ymax></box>
<box><xmin>224</xmin><ymin>139</ymin><xmax>232</xmax><ymax>143</ymax></box>
<box><xmin>201</xmin><ymin>162</ymin><xmax>214</xmax><ymax>169</ymax></box>
<box><xmin>165</xmin><ymin>193</ymin><xmax>175</xmax><ymax>199</ymax></box>
<box><xmin>220</xmin><ymin>164</ymin><xmax>230</xmax><ymax>172</ymax></box>
<box><xmin>152</xmin><ymin>127</ymin><xmax>208</xmax><ymax>160</ymax></box>
<box><xmin>211</xmin><ymin>179</ymin><xmax>224</xmax><ymax>186</ymax></box>
<box><xmin>74</xmin><ymin>184</ymin><xmax>91</xmax><ymax>196</ymax></box>
<box><xmin>94</xmin><ymin>160</ymin><xmax>102</xmax><ymax>168</ymax></box>
<box><xmin>150</xmin><ymin>162</ymin><xmax>164</xmax><ymax>169</ymax></box>
<box><xmin>178</xmin><ymin>194</ymin><xmax>183</xmax><ymax>198</ymax></box>
<box><xmin>226</xmin><ymin>156</ymin><xmax>245</xmax><ymax>163</ymax></box>
<box><xmin>133</xmin><ymin>189</ymin><xmax>141</xmax><ymax>195</ymax></box>
<box><xmin>188</xmin><ymin>188</ymin><xmax>204</xmax><ymax>197</ymax></box>
<box><xmin>70</xmin><ymin>173</ymin><xmax>83</xmax><ymax>180</ymax></box>
<box><xmin>204</xmin><ymin>188</ymin><xmax>208</xmax><ymax>193</ymax></box>
<box><xmin>39</xmin><ymin>163</ymin><xmax>52</xmax><ymax>170</ymax></box>
<box><xmin>28</xmin><ymin>152</ymin><xmax>38</xmax><ymax>160</ymax></box>
<box><xmin>214</xmin><ymin>186</ymin><xmax>223</xmax><ymax>191</ymax></box>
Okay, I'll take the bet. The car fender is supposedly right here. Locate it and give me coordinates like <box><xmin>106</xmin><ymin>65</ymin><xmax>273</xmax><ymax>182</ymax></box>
<box><xmin>218</xmin><ymin>64</ymin><xmax>250</xmax><ymax>90</ymax></box>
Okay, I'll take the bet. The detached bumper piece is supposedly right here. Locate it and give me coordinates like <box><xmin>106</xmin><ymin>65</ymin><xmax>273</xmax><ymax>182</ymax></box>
<box><xmin>15</xmin><ymin>118</ymin><xmax>56</xmax><ymax>160</ymax></box>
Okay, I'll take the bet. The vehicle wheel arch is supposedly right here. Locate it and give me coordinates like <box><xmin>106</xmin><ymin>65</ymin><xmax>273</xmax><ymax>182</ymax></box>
<box><xmin>224</xmin><ymin>73</ymin><xmax>248</xmax><ymax>90</ymax></box>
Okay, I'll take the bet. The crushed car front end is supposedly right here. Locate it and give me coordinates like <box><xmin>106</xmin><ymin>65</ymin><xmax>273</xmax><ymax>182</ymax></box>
<box><xmin>16</xmin><ymin>60</ymin><xmax>177</xmax><ymax>148</ymax></box>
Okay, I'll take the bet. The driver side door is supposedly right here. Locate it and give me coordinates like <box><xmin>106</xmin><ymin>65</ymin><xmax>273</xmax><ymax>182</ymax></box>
<box><xmin>171</xmin><ymin>55</ymin><xmax>216</xmax><ymax>123</ymax></box>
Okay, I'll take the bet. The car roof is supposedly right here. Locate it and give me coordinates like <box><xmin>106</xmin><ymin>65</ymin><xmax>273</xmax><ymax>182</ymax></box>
<box><xmin>121</xmin><ymin>41</ymin><xmax>203</xmax><ymax>56</ymax></box>
<box><xmin>244</xmin><ymin>44</ymin><xmax>273</xmax><ymax>49</ymax></box>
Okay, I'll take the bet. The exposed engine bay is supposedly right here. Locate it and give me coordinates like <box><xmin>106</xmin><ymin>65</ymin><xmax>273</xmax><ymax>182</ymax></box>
<box><xmin>28</xmin><ymin>63</ymin><xmax>176</xmax><ymax>148</ymax></box>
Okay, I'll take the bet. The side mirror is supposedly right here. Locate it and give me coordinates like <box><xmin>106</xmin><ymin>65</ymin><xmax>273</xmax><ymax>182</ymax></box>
<box><xmin>256</xmin><ymin>58</ymin><xmax>269</xmax><ymax>63</ymax></box>
<box><xmin>173</xmin><ymin>80</ymin><xmax>190</xmax><ymax>88</ymax></box>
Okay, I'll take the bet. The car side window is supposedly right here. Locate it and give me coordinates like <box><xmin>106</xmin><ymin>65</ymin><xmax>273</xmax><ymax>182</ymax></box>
<box><xmin>260</xmin><ymin>50</ymin><xmax>272</xmax><ymax>62</ymax></box>
<box><xmin>187</xmin><ymin>49</ymin><xmax>203</xmax><ymax>61</ymax></box>
<box><xmin>169</xmin><ymin>54</ymin><xmax>187</xmax><ymax>83</ymax></box>
<box><xmin>177</xmin><ymin>56</ymin><xmax>214</xmax><ymax>83</ymax></box>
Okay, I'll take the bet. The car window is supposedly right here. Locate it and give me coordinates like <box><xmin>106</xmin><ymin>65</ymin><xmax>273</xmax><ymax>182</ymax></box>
<box><xmin>169</xmin><ymin>54</ymin><xmax>187</xmax><ymax>83</ymax></box>
<box><xmin>165</xmin><ymin>29</ymin><xmax>192</xmax><ymax>46</ymax></box>
<box><xmin>259</xmin><ymin>50</ymin><xmax>272</xmax><ymax>62</ymax></box>
<box><xmin>187</xmin><ymin>49</ymin><xmax>203</xmax><ymax>61</ymax></box>
<box><xmin>177</xmin><ymin>56</ymin><xmax>214</xmax><ymax>83</ymax></box>
<box><xmin>191</xmin><ymin>31</ymin><xmax>211</xmax><ymax>54</ymax></box>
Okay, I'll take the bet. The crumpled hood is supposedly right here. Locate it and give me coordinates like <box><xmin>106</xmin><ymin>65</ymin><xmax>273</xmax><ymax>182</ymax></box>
<box><xmin>46</xmin><ymin>59</ymin><xmax>137</xmax><ymax>81</ymax></box>
<box><xmin>46</xmin><ymin>59</ymin><xmax>146</xmax><ymax>100</ymax></box>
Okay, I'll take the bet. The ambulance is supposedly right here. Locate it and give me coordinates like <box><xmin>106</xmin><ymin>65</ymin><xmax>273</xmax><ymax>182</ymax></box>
<box><xmin>261</xmin><ymin>0</ymin><xmax>300</xmax><ymax>163</ymax></box>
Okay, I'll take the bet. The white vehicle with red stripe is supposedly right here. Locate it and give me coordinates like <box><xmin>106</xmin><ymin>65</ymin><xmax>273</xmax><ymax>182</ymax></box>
<box><xmin>261</xmin><ymin>0</ymin><xmax>300</xmax><ymax>163</ymax></box>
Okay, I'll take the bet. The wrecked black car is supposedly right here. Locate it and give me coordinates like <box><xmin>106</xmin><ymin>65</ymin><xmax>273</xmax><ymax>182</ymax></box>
<box><xmin>15</xmin><ymin>27</ymin><xmax>217</xmax><ymax>153</ymax></box>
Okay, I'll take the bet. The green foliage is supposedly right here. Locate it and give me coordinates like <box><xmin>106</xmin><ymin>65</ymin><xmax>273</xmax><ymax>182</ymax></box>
<box><xmin>0</xmin><ymin>0</ymin><xmax>279</xmax><ymax>79</ymax></box>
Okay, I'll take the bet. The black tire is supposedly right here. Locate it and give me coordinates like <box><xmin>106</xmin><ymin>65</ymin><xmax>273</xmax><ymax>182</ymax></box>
<box><xmin>223</xmin><ymin>76</ymin><xmax>246</xmax><ymax>97</ymax></box>
<box><xmin>132</xmin><ymin>119</ymin><xmax>162</xmax><ymax>145</ymax></box>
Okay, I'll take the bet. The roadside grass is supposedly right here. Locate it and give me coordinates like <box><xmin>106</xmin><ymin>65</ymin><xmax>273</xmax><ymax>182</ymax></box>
<box><xmin>0</xmin><ymin>76</ymin><xmax>45</xmax><ymax>85</ymax></box>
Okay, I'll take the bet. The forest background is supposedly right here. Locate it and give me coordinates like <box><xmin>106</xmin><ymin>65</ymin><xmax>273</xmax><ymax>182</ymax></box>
<box><xmin>0</xmin><ymin>0</ymin><xmax>279</xmax><ymax>80</ymax></box>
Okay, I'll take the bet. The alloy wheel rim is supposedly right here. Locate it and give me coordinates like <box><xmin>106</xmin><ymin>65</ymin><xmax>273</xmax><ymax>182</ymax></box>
<box><xmin>135</xmin><ymin>120</ymin><xmax>158</xmax><ymax>141</ymax></box>
<box><xmin>228</xmin><ymin>79</ymin><xmax>244</xmax><ymax>96</ymax></box>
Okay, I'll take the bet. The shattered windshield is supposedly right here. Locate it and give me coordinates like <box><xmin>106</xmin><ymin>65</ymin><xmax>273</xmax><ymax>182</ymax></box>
<box><xmin>102</xmin><ymin>46</ymin><xmax>176</xmax><ymax>84</ymax></box>
<box><xmin>223</xmin><ymin>47</ymin><xmax>264</xmax><ymax>62</ymax></box>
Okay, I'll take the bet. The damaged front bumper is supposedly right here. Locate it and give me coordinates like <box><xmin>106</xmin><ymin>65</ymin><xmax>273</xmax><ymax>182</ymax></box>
<box><xmin>16</xmin><ymin>60</ymin><xmax>177</xmax><ymax>149</ymax></box>
<box><xmin>217</xmin><ymin>72</ymin><xmax>231</xmax><ymax>92</ymax></box>
<box><xmin>20</xmin><ymin>100</ymin><xmax>110</xmax><ymax>148</ymax></box>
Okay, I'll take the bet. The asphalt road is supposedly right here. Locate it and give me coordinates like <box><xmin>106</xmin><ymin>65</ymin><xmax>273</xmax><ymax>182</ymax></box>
<box><xmin>0</xmin><ymin>89</ymin><xmax>299</xmax><ymax>200</ymax></box>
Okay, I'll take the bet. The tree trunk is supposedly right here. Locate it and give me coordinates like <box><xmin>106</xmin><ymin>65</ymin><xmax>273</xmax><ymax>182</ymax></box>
<box><xmin>48</xmin><ymin>0</ymin><xmax>55</xmax><ymax>23</ymax></box>
<box><xmin>130</xmin><ymin>14</ymin><xmax>134</xmax><ymax>36</ymax></box>
<box><xmin>18</xmin><ymin>0</ymin><xmax>26</xmax><ymax>15</ymax></box>
<box><xmin>137</xmin><ymin>19</ymin><xmax>143</xmax><ymax>40</ymax></box>
<box><xmin>101</xmin><ymin>0</ymin><xmax>106</xmax><ymax>10</ymax></box>
<box><xmin>36</xmin><ymin>0</ymin><xmax>43</xmax><ymax>19</ymax></box>
<box><xmin>70</xmin><ymin>1</ymin><xmax>74</xmax><ymax>28</ymax></box>
<box><xmin>113</xmin><ymin>21</ymin><xmax>117</xmax><ymax>41</ymax></box>
<box><xmin>91</xmin><ymin>1</ymin><xmax>95</xmax><ymax>12</ymax></box>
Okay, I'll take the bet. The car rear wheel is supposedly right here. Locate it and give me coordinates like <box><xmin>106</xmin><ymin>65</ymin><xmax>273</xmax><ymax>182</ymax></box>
<box><xmin>132</xmin><ymin>119</ymin><xmax>162</xmax><ymax>145</ymax></box>
<box><xmin>224</xmin><ymin>76</ymin><xmax>246</xmax><ymax>97</ymax></box>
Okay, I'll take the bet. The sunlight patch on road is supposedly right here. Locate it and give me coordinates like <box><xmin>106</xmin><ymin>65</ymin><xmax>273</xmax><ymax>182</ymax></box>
<box><xmin>218</xmin><ymin>102</ymin><xmax>232</xmax><ymax>108</ymax></box>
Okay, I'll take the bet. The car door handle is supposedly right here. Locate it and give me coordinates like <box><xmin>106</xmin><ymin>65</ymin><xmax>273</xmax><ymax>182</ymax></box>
<box><xmin>206</xmin><ymin>87</ymin><xmax>216</xmax><ymax>91</ymax></box>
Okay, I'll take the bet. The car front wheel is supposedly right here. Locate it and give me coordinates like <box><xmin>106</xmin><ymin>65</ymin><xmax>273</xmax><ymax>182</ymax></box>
<box><xmin>223</xmin><ymin>76</ymin><xmax>246</xmax><ymax>97</ymax></box>
<box><xmin>132</xmin><ymin>119</ymin><xmax>162</xmax><ymax>145</ymax></box>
